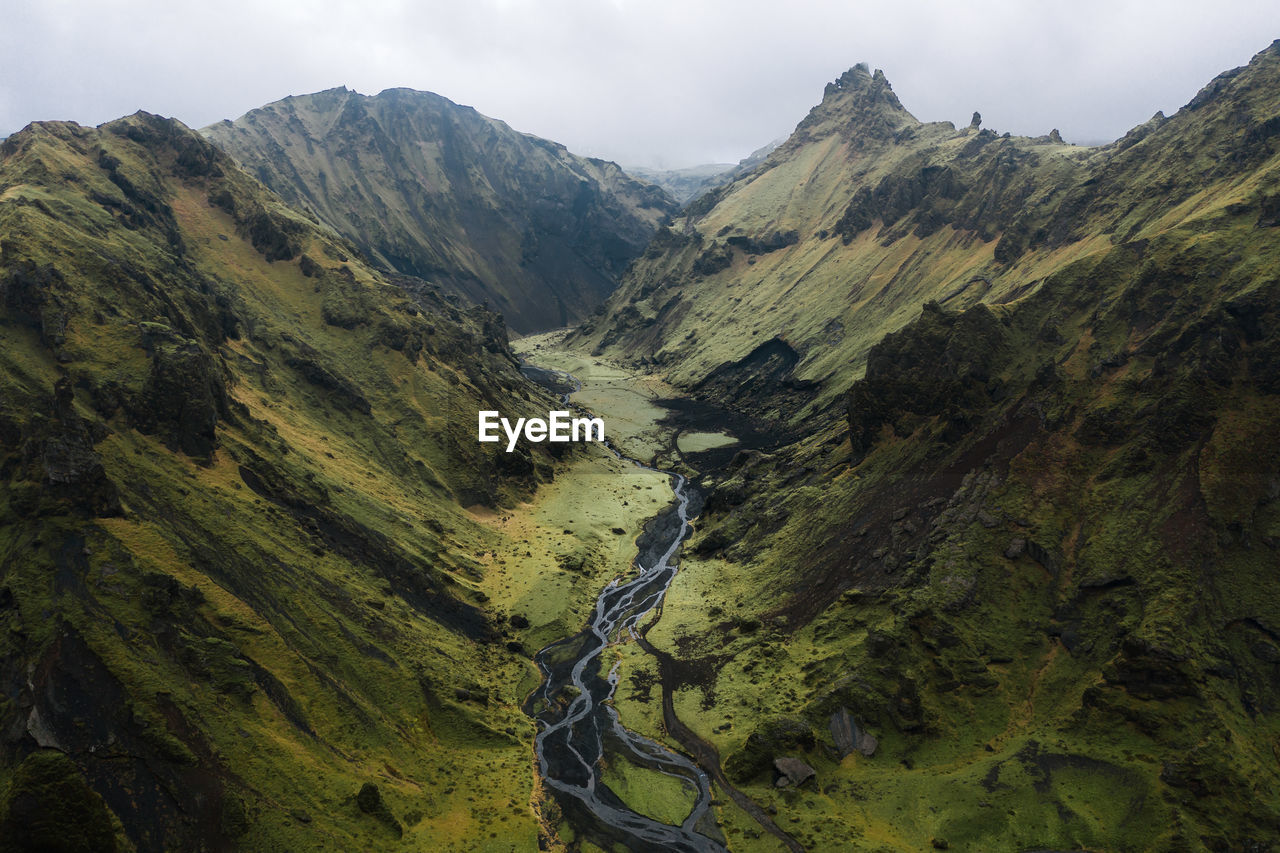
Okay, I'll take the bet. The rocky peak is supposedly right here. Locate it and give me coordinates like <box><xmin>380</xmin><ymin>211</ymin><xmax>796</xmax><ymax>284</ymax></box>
<box><xmin>792</xmin><ymin>64</ymin><xmax>918</xmax><ymax>148</ymax></box>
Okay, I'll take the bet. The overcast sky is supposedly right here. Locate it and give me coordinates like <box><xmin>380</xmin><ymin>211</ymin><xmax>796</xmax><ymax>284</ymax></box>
<box><xmin>2</xmin><ymin>1</ymin><xmax>1278</xmax><ymax>168</ymax></box>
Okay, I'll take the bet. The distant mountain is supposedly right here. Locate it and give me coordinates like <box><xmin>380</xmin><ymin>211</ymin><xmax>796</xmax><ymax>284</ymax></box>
<box><xmin>0</xmin><ymin>112</ymin><xmax>563</xmax><ymax>850</ymax></box>
<box><xmin>628</xmin><ymin>138</ymin><xmax>784</xmax><ymax>205</ymax></box>
<box><xmin>627</xmin><ymin>162</ymin><xmax>735</xmax><ymax>205</ymax></box>
<box><xmin>570</xmin><ymin>44</ymin><xmax>1280</xmax><ymax>850</ymax></box>
<box><xmin>204</xmin><ymin>88</ymin><xmax>677</xmax><ymax>333</ymax></box>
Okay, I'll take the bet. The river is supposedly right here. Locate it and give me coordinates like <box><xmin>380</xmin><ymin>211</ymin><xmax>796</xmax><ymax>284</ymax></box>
<box><xmin>520</xmin><ymin>365</ymin><xmax>727</xmax><ymax>852</ymax></box>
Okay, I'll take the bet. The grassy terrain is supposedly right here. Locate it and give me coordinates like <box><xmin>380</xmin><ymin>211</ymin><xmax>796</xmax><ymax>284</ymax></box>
<box><xmin>474</xmin><ymin>444</ymin><xmax>672</xmax><ymax>679</ymax></box>
<box><xmin>0</xmin><ymin>112</ymin><xmax>669</xmax><ymax>852</ymax></box>
<box><xmin>516</xmin><ymin>330</ymin><xmax>683</xmax><ymax>464</ymax></box>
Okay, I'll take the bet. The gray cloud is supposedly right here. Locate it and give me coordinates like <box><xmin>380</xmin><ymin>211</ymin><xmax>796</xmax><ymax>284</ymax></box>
<box><xmin>2</xmin><ymin>0</ymin><xmax>1278</xmax><ymax>167</ymax></box>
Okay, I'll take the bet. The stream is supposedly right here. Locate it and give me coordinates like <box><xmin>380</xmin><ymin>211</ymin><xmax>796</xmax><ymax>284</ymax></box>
<box><xmin>520</xmin><ymin>365</ymin><xmax>727</xmax><ymax>852</ymax></box>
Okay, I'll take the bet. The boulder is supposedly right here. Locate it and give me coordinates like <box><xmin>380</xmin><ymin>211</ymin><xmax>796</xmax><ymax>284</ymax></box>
<box><xmin>829</xmin><ymin>706</ymin><xmax>879</xmax><ymax>758</ymax></box>
<box><xmin>830</xmin><ymin>706</ymin><xmax>856</xmax><ymax>756</ymax></box>
<box><xmin>773</xmin><ymin>757</ymin><xmax>816</xmax><ymax>788</ymax></box>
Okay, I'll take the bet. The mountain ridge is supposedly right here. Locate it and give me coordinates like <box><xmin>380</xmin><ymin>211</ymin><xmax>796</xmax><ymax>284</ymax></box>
<box><xmin>204</xmin><ymin>86</ymin><xmax>677</xmax><ymax>332</ymax></box>
<box><xmin>0</xmin><ymin>40</ymin><xmax>1278</xmax><ymax>852</ymax></box>
<box><xmin>572</xmin><ymin>43</ymin><xmax>1280</xmax><ymax>418</ymax></box>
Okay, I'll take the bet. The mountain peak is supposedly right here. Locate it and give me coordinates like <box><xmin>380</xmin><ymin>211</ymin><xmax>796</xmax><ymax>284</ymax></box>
<box><xmin>203</xmin><ymin>87</ymin><xmax>676</xmax><ymax>332</ymax></box>
<box><xmin>788</xmin><ymin>64</ymin><xmax>917</xmax><ymax>148</ymax></box>
<box><xmin>820</xmin><ymin>64</ymin><xmax>907</xmax><ymax>112</ymax></box>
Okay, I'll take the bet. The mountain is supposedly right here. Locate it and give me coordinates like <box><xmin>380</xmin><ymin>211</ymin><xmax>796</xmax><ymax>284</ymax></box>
<box><xmin>629</xmin><ymin>139</ymin><xmax>784</xmax><ymax>206</ymax></box>
<box><xmin>203</xmin><ymin>87</ymin><xmax>677</xmax><ymax>333</ymax></box>
<box><xmin>627</xmin><ymin>162</ymin><xmax>736</xmax><ymax>205</ymax></box>
<box><xmin>570</xmin><ymin>46</ymin><xmax>1280</xmax><ymax>850</ymax></box>
<box><xmin>0</xmin><ymin>112</ymin><xmax>574</xmax><ymax>850</ymax></box>
<box><xmin>572</xmin><ymin>63</ymin><xmax>1091</xmax><ymax>412</ymax></box>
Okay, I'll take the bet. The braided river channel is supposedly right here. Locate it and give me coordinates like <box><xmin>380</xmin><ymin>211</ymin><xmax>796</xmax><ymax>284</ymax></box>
<box><xmin>519</xmin><ymin>365</ymin><xmax>726</xmax><ymax>852</ymax></box>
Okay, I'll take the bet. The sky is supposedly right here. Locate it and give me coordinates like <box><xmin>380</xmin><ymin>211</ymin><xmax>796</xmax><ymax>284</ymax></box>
<box><xmin>2</xmin><ymin>0</ymin><xmax>1279</xmax><ymax>168</ymax></box>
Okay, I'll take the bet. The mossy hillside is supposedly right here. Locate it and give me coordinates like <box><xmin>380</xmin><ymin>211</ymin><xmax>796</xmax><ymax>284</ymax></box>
<box><xmin>203</xmin><ymin>87</ymin><xmax>677</xmax><ymax>333</ymax></box>
<box><xmin>566</xmin><ymin>42</ymin><xmax>1280</xmax><ymax>852</ymax></box>
<box><xmin>628</xmin><ymin>223</ymin><xmax>1280</xmax><ymax>849</ymax></box>
<box><xmin>573</xmin><ymin>122</ymin><xmax>1084</xmax><ymax>419</ymax></box>
<box><xmin>0</xmin><ymin>114</ymin><xmax>576</xmax><ymax>850</ymax></box>
<box><xmin>573</xmin><ymin>45</ymin><xmax>1280</xmax><ymax>434</ymax></box>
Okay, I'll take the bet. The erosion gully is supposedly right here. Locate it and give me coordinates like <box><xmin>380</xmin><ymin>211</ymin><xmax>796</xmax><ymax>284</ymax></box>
<box><xmin>519</xmin><ymin>365</ymin><xmax>803</xmax><ymax>853</ymax></box>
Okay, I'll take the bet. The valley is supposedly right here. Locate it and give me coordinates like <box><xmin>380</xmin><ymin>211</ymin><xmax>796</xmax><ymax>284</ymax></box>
<box><xmin>2</xmin><ymin>32</ymin><xmax>1279</xmax><ymax>853</ymax></box>
<box><xmin>510</xmin><ymin>338</ymin><xmax>1172</xmax><ymax>853</ymax></box>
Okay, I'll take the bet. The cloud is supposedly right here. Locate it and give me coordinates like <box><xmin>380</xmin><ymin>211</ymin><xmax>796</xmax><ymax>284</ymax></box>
<box><xmin>2</xmin><ymin>0</ymin><xmax>1277</xmax><ymax>166</ymax></box>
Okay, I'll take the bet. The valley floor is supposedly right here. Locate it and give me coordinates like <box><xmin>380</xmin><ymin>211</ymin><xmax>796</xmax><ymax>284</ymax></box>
<box><xmin>511</xmin><ymin>333</ymin><xmax>817</xmax><ymax>852</ymax></box>
<box><xmin>507</xmin><ymin>333</ymin><xmax>1228</xmax><ymax>853</ymax></box>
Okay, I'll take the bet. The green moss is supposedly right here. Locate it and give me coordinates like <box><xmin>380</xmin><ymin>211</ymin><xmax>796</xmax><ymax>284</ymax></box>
<box><xmin>0</xmin><ymin>114</ymin><xmax>552</xmax><ymax>851</ymax></box>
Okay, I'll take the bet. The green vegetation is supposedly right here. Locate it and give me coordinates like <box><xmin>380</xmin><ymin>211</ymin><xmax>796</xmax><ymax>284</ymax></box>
<box><xmin>568</xmin><ymin>41</ymin><xmax>1280</xmax><ymax>852</ymax></box>
<box><xmin>676</xmin><ymin>431</ymin><xmax>738</xmax><ymax>455</ymax></box>
<box><xmin>4</xmin><ymin>36</ymin><xmax>1280</xmax><ymax>853</ymax></box>
<box><xmin>0</xmin><ymin>751</ymin><xmax>118</xmax><ymax>853</ymax></box>
<box><xmin>0</xmin><ymin>112</ymin><xmax>628</xmax><ymax>851</ymax></box>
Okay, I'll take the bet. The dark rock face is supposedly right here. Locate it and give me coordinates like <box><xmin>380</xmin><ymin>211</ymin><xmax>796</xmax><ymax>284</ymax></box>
<box><xmin>0</xmin><ymin>262</ymin><xmax>69</xmax><ymax>349</ymax></box>
<box><xmin>697</xmin><ymin>338</ymin><xmax>816</xmax><ymax>425</ymax></box>
<box><xmin>847</xmin><ymin>302</ymin><xmax>1007</xmax><ymax>458</ymax></box>
<box><xmin>9</xmin><ymin>629</ymin><xmax>235</xmax><ymax>852</ymax></box>
<box><xmin>1105</xmin><ymin>638</ymin><xmax>1196</xmax><ymax>700</ymax></box>
<box><xmin>203</xmin><ymin>88</ymin><xmax>677</xmax><ymax>332</ymax></box>
<box><xmin>13</xmin><ymin>380</ymin><xmax>122</xmax><ymax>517</ymax></box>
<box><xmin>135</xmin><ymin>337</ymin><xmax>227</xmax><ymax>459</ymax></box>
<box><xmin>725</xmin><ymin>230</ymin><xmax>799</xmax><ymax>255</ymax></box>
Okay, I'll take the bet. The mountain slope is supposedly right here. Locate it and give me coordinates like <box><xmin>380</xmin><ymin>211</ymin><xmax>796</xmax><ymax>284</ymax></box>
<box><xmin>572</xmin><ymin>44</ymin><xmax>1280</xmax><ymax>851</ymax></box>
<box><xmin>203</xmin><ymin>87</ymin><xmax>676</xmax><ymax>333</ymax></box>
<box><xmin>0</xmin><ymin>112</ymin><xmax>570</xmax><ymax>850</ymax></box>
<box><xmin>572</xmin><ymin>65</ymin><xmax>1105</xmax><ymax>419</ymax></box>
